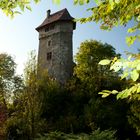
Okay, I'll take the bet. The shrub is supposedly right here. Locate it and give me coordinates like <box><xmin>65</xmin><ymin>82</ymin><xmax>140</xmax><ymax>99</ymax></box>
<box><xmin>35</xmin><ymin>129</ymin><xmax>117</xmax><ymax>140</ymax></box>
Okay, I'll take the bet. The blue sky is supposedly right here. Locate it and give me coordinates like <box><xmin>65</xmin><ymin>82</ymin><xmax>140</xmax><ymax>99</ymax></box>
<box><xmin>0</xmin><ymin>0</ymin><xmax>139</xmax><ymax>74</ymax></box>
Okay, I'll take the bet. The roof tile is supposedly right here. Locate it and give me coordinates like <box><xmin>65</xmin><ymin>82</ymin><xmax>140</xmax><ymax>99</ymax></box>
<box><xmin>36</xmin><ymin>8</ymin><xmax>75</xmax><ymax>31</ymax></box>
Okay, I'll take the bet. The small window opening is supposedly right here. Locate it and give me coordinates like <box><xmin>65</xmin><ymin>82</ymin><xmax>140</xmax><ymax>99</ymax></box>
<box><xmin>47</xmin><ymin>52</ymin><xmax>52</xmax><ymax>60</ymax></box>
<box><xmin>50</xmin><ymin>25</ymin><xmax>55</xmax><ymax>30</ymax></box>
<box><xmin>45</xmin><ymin>28</ymin><xmax>49</xmax><ymax>32</ymax></box>
<box><xmin>48</xmin><ymin>41</ymin><xmax>51</xmax><ymax>46</ymax></box>
<box><xmin>45</xmin><ymin>25</ymin><xmax>55</xmax><ymax>32</ymax></box>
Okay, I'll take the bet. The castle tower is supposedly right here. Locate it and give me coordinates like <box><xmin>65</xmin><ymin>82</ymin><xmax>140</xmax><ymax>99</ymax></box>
<box><xmin>36</xmin><ymin>9</ymin><xmax>76</xmax><ymax>84</ymax></box>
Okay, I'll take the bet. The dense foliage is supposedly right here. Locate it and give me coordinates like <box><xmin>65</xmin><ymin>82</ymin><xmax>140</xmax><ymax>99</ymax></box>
<box><xmin>36</xmin><ymin>130</ymin><xmax>117</xmax><ymax>140</ymax></box>
<box><xmin>67</xmin><ymin>0</ymin><xmax>140</xmax><ymax>136</ymax></box>
<box><xmin>75</xmin><ymin>0</ymin><xmax>140</xmax><ymax>135</ymax></box>
<box><xmin>74</xmin><ymin>40</ymin><xmax>121</xmax><ymax>93</ymax></box>
<box><xmin>0</xmin><ymin>53</ymin><xmax>23</xmax><ymax>137</ymax></box>
<box><xmin>0</xmin><ymin>40</ymin><xmax>139</xmax><ymax>140</ymax></box>
<box><xmin>1</xmin><ymin>0</ymin><xmax>140</xmax><ymax>139</ymax></box>
<box><xmin>74</xmin><ymin>0</ymin><xmax>140</xmax><ymax>99</ymax></box>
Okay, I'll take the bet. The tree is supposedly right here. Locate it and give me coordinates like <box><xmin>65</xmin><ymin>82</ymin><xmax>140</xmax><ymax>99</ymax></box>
<box><xmin>23</xmin><ymin>51</ymin><xmax>39</xmax><ymax>139</ymax></box>
<box><xmin>0</xmin><ymin>53</ymin><xmax>24</xmax><ymax>138</ymax></box>
<box><xmin>0</xmin><ymin>53</ymin><xmax>16</xmax><ymax>109</ymax></box>
<box><xmin>72</xmin><ymin>0</ymin><xmax>140</xmax><ymax>98</ymax></box>
<box><xmin>22</xmin><ymin>50</ymin><xmax>44</xmax><ymax>139</ymax></box>
<box><xmin>0</xmin><ymin>0</ymin><xmax>40</xmax><ymax>17</ymax></box>
<box><xmin>38</xmin><ymin>70</ymin><xmax>78</xmax><ymax>133</ymax></box>
<box><xmin>6</xmin><ymin>51</ymin><xmax>45</xmax><ymax>139</ymax></box>
<box><xmin>71</xmin><ymin>0</ymin><xmax>140</xmax><ymax>136</ymax></box>
<box><xmin>68</xmin><ymin>40</ymin><xmax>131</xmax><ymax>139</ymax></box>
<box><xmin>74</xmin><ymin>40</ymin><xmax>121</xmax><ymax>94</ymax></box>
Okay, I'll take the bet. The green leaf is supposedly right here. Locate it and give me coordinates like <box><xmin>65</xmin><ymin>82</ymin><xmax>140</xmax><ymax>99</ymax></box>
<box><xmin>99</xmin><ymin>59</ymin><xmax>111</xmax><ymax>65</ymax></box>
<box><xmin>126</xmin><ymin>36</ymin><xmax>137</xmax><ymax>46</ymax></box>
<box><xmin>136</xmin><ymin>63</ymin><xmax>140</xmax><ymax>71</ymax></box>
<box><xmin>102</xmin><ymin>93</ymin><xmax>110</xmax><ymax>98</ymax></box>
<box><xmin>94</xmin><ymin>0</ymin><xmax>99</xmax><ymax>4</ymax></box>
<box><xmin>110</xmin><ymin>61</ymin><xmax>122</xmax><ymax>72</ymax></box>
<box><xmin>116</xmin><ymin>92</ymin><xmax>123</xmax><ymax>99</ymax></box>
<box><xmin>131</xmin><ymin>70</ymin><xmax>139</xmax><ymax>81</ymax></box>
<box><xmin>100</xmin><ymin>26</ymin><xmax>109</xmax><ymax>30</ymax></box>
<box><xmin>74</xmin><ymin>0</ymin><xmax>78</xmax><ymax>4</ymax></box>
<box><xmin>34</xmin><ymin>0</ymin><xmax>40</xmax><ymax>3</ymax></box>
<box><xmin>137</xmin><ymin>15</ymin><xmax>140</xmax><ymax>21</ymax></box>
<box><xmin>26</xmin><ymin>5</ymin><xmax>32</xmax><ymax>11</ymax></box>
<box><xmin>19</xmin><ymin>4</ymin><xmax>25</xmax><ymax>11</ymax></box>
<box><xmin>117</xmin><ymin>89</ymin><xmax>130</xmax><ymax>99</ymax></box>
<box><xmin>74</xmin><ymin>0</ymin><xmax>89</xmax><ymax>5</ymax></box>
<box><xmin>127</xmin><ymin>27</ymin><xmax>136</xmax><ymax>33</ymax></box>
<box><xmin>109</xmin><ymin>0</ymin><xmax>115</xmax><ymax>9</ymax></box>
<box><xmin>137</xmin><ymin>84</ymin><xmax>140</xmax><ymax>93</ymax></box>
<box><xmin>100</xmin><ymin>90</ymin><xmax>111</xmax><ymax>93</ymax></box>
<box><xmin>115</xmin><ymin>0</ymin><xmax>120</xmax><ymax>3</ymax></box>
<box><xmin>111</xmin><ymin>90</ymin><xmax>118</xmax><ymax>94</ymax></box>
<box><xmin>105</xmin><ymin>90</ymin><xmax>111</xmax><ymax>93</ymax></box>
<box><xmin>128</xmin><ymin>85</ymin><xmax>137</xmax><ymax>95</ymax></box>
<box><xmin>14</xmin><ymin>11</ymin><xmax>21</xmax><ymax>15</ymax></box>
<box><xmin>128</xmin><ymin>55</ymin><xmax>132</xmax><ymax>60</ymax></box>
<box><xmin>7</xmin><ymin>2</ymin><xmax>12</xmax><ymax>7</ymax></box>
<box><xmin>99</xmin><ymin>90</ymin><xmax>111</xmax><ymax>98</ymax></box>
<box><xmin>53</xmin><ymin>0</ymin><xmax>61</xmax><ymax>4</ymax></box>
<box><xmin>121</xmin><ymin>71</ymin><xmax>129</xmax><ymax>79</ymax></box>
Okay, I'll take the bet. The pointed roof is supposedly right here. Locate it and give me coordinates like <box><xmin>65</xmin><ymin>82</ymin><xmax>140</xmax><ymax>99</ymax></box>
<box><xmin>36</xmin><ymin>8</ymin><xmax>76</xmax><ymax>31</ymax></box>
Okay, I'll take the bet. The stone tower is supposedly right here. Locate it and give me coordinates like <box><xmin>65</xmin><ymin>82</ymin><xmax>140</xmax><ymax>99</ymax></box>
<box><xmin>36</xmin><ymin>8</ymin><xmax>76</xmax><ymax>84</ymax></box>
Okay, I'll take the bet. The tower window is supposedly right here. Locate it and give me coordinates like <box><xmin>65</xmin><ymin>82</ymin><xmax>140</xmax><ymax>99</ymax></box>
<box><xmin>47</xmin><ymin>52</ymin><xmax>52</xmax><ymax>60</ymax></box>
<box><xmin>45</xmin><ymin>25</ymin><xmax>55</xmax><ymax>32</ymax></box>
<box><xmin>48</xmin><ymin>41</ymin><xmax>51</xmax><ymax>46</ymax></box>
<box><xmin>45</xmin><ymin>28</ymin><xmax>49</xmax><ymax>32</ymax></box>
<box><xmin>50</xmin><ymin>25</ymin><xmax>55</xmax><ymax>30</ymax></box>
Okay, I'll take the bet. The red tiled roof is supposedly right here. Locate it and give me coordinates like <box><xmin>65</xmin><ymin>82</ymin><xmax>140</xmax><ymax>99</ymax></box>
<box><xmin>36</xmin><ymin>8</ymin><xmax>75</xmax><ymax>31</ymax></box>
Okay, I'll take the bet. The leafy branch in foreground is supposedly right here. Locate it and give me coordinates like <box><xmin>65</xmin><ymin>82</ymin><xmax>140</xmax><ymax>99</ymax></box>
<box><xmin>0</xmin><ymin>0</ymin><xmax>40</xmax><ymax>17</ymax></box>
<box><xmin>99</xmin><ymin>53</ymin><xmax>140</xmax><ymax>99</ymax></box>
<box><xmin>74</xmin><ymin>0</ymin><xmax>140</xmax><ymax>100</ymax></box>
<box><xmin>73</xmin><ymin>0</ymin><xmax>140</xmax><ymax>100</ymax></box>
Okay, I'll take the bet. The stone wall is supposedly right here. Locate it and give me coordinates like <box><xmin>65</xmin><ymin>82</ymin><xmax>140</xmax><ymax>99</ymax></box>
<box><xmin>38</xmin><ymin>21</ymin><xmax>74</xmax><ymax>84</ymax></box>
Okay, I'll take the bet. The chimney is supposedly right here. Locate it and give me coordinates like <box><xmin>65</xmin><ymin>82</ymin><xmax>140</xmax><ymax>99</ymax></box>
<box><xmin>47</xmin><ymin>10</ymin><xmax>51</xmax><ymax>18</ymax></box>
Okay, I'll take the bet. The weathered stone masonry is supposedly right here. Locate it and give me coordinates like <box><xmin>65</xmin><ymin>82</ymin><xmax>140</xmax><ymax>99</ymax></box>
<box><xmin>36</xmin><ymin>8</ymin><xmax>76</xmax><ymax>84</ymax></box>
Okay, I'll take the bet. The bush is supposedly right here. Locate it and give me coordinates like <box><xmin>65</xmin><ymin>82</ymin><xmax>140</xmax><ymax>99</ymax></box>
<box><xmin>35</xmin><ymin>129</ymin><xmax>117</xmax><ymax>140</ymax></box>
